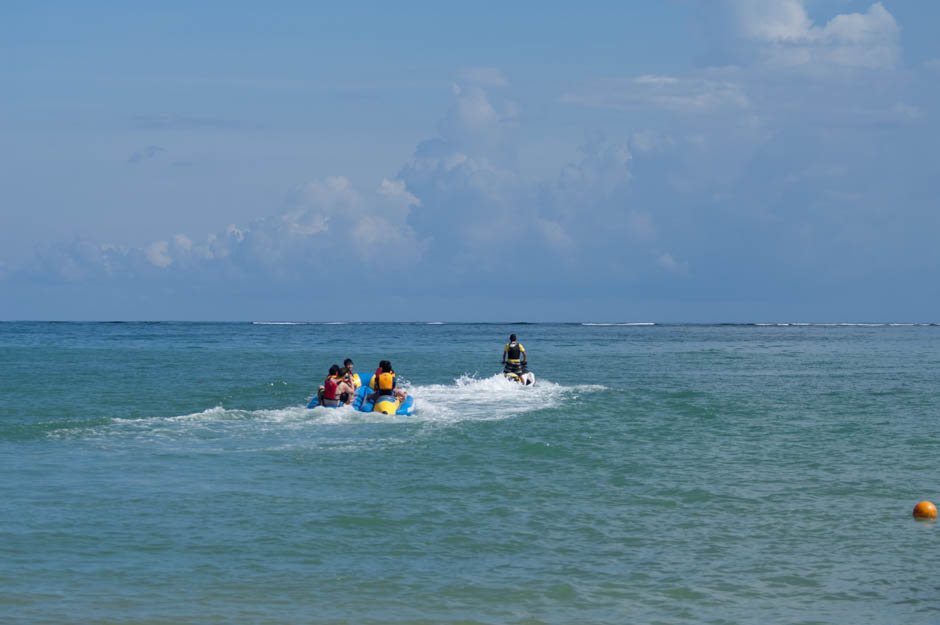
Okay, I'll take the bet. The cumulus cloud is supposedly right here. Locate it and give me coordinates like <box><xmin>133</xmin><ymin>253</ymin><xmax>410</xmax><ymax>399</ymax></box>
<box><xmin>6</xmin><ymin>79</ymin><xmax>734</xmax><ymax>307</ymax></box>
<box><xmin>436</xmin><ymin>83</ymin><xmax>520</xmax><ymax>162</ymax></box>
<box><xmin>145</xmin><ymin>241</ymin><xmax>173</xmax><ymax>268</ymax></box>
<box><xmin>12</xmin><ymin>173</ymin><xmax>427</xmax><ymax>286</ymax></box>
<box><xmin>735</xmin><ymin>1</ymin><xmax>812</xmax><ymax>42</ymax></box>
<box><xmin>298</xmin><ymin>176</ymin><xmax>362</xmax><ymax>215</ymax></box>
<box><xmin>731</xmin><ymin>1</ymin><xmax>900</xmax><ymax>72</ymax></box>
<box><xmin>566</xmin><ymin>1</ymin><xmax>901</xmax><ymax>130</ymax></box>
<box><xmin>377</xmin><ymin>178</ymin><xmax>421</xmax><ymax>215</ymax></box>
<box><xmin>4</xmin><ymin>9</ymin><xmax>937</xmax><ymax>321</ymax></box>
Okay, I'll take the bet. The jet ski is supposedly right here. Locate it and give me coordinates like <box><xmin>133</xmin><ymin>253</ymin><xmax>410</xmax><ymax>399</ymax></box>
<box><xmin>503</xmin><ymin>364</ymin><xmax>535</xmax><ymax>386</ymax></box>
<box><xmin>307</xmin><ymin>374</ymin><xmax>416</xmax><ymax>415</ymax></box>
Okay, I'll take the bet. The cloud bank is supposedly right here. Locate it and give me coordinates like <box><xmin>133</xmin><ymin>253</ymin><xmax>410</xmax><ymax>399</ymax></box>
<box><xmin>3</xmin><ymin>1</ymin><xmax>938</xmax><ymax>321</ymax></box>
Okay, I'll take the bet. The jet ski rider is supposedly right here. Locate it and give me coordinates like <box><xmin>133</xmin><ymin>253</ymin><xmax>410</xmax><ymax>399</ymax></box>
<box><xmin>502</xmin><ymin>334</ymin><xmax>528</xmax><ymax>377</ymax></box>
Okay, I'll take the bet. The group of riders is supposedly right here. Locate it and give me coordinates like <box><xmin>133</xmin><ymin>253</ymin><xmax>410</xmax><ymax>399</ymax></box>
<box><xmin>317</xmin><ymin>358</ymin><xmax>407</xmax><ymax>408</ymax></box>
<box><xmin>316</xmin><ymin>334</ymin><xmax>530</xmax><ymax>407</ymax></box>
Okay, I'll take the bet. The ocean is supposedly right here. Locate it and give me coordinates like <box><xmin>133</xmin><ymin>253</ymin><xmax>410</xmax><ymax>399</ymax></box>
<box><xmin>1</xmin><ymin>321</ymin><xmax>938</xmax><ymax>624</ymax></box>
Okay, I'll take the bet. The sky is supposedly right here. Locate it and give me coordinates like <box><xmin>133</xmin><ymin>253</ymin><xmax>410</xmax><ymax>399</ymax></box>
<box><xmin>2</xmin><ymin>0</ymin><xmax>939</xmax><ymax>321</ymax></box>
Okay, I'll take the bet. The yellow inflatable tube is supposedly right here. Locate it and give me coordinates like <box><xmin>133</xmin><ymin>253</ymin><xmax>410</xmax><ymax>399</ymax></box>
<box><xmin>373</xmin><ymin>397</ymin><xmax>402</xmax><ymax>415</ymax></box>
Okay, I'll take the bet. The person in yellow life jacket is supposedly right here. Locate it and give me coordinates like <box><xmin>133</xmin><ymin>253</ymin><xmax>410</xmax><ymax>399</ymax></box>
<box><xmin>502</xmin><ymin>333</ymin><xmax>528</xmax><ymax>376</ymax></box>
<box><xmin>367</xmin><ymin>360</ymin><xmax>406</xmax><ymax>402</ymax></box>
<box><xmin>342</xmin><ymin>358</ymin><xmax>361</xmax><ymax>390</ymax></box>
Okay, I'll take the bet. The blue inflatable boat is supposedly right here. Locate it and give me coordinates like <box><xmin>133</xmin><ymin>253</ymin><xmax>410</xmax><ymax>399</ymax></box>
<box><xmin>307</xmin><ymin>374</ymin><xmax>416</xmax><ymax>416</ymax></box>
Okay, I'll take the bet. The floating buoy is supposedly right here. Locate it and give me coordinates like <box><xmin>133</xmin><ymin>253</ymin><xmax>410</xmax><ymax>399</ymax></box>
<box><xmin>913</xmin><ymin>501</ymin><xmax>937</xmax><ymax>520</ymax></box>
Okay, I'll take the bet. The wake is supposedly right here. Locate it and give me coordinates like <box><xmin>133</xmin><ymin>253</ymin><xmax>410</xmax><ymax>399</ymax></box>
<box><xmin>47</xmin><ymin>375</ymin><xmax>605</xmax><ymax>445</ymax></box>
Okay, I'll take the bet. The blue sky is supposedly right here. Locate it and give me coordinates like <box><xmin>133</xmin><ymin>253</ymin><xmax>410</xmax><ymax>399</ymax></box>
<box><xmin>2</xmin><ymin>1</ymin><xmax>939</xmax><ymax>321</ymax></box>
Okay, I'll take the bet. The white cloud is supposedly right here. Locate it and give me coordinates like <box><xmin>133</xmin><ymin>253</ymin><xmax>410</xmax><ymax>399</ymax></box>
<box><xmin>437</xmin><ymin>84</ymin><xmax>519</xmax><ymax>158</ymax></box>
<box><xmin>285</xmin><ymin>213</ymin><xmax>328</xmax><ymax>237</ymax></box>
<box><xmin>21</xmin><ymin>173</ymin><xmax>428</xmax><ymax>283</ymax></box>
<box><xmin>173</xmin><ymin>234</ymin><xmax>193</xmax><ymax>251</ymax></box>
<box><xmin>300</xmin><ymin>176</ymin><xmax>362</xmax><ymax>215</ymax></box>
<box><xmin>351</xmin><ymin>215</ymin><xmax>426</xmax><ymax>264</ymax></box>
<box><xmin>630</xmin><ymin>130</ymin><xmax>677</xmax><ymax>153</ymax></box>
<box><xmin>447</xmin><ymin>84</ymin><xmax>500</xmax><ymax>131</ymax></box>
<box><xmin>377</xmin><ymin>177</ymin><xmax>421</xmax><ymax>215</ymax></box>
<box><xmin>736</xmin><ymin>0</ymin><xmax>813</xmax><ymax>42</ymax></box>
<box><xmin>658</xmin><ymin>253</ymin><xmax>690</xmax><ymax>275</ymax></box>
<box><xmin>146</xmin><ymin>241</ymin><xmax>172</xmax><ymax>268</ymax></box>
<box><xmin>10</xmin><ymin>84</ymin><xmax>673</xmax><ymax>293</ymax></box>
<box><xmin>733</xmin><ymin>1</ymin><xmax>900</xmax><ymax>71</ymax></box>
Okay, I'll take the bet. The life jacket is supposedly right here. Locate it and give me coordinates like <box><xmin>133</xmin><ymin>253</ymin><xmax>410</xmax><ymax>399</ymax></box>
<box><xmin>322</xmin><ymin>377</ymin><xmax>339</xmax><ymax>400</ymax></box>
<box><xmin>378</xmin><ymin>371</ymin><xmax>395</xmax><ymax>390</ymax></box>
<box><xmin>346</xmin><ymin>372</ymin><xmax>361</xmax><ymax>389</ymax></box>
<box><xmin>505</xmin><ymin>341</ymin><xmax>524</xmax><ymax>363</ymax></box>
<box><xmin>373</xmin><ymin>371</ymin><xmax>395</xmax><ymax>395</ymax></box>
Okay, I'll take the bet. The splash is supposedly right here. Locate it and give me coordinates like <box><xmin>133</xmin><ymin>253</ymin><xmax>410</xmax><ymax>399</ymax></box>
<box><xmin>405</xmin><ymin>373</ymin><xmax>604</xmax><ymax>423</ymax></box>
<box><xmin>47</xmin><ymin>374</ymin><xmax>599</xmax><ymax>449</ymax></box>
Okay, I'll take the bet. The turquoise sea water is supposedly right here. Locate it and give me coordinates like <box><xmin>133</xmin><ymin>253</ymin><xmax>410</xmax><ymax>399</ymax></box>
<box><xmin>1</xmin><ymin>321</ymin><xmax>939</xmax><ymax>624</ymax></box>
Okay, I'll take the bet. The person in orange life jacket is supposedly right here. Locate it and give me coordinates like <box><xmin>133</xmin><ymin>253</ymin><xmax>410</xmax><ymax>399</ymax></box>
<box><xmin>318</xmin><ymin>364</ymin><xmax>356</xmax><ymax>407</ymax></box>
<box><xmin>502</xmin><ymin>334</ymin><xmax>527</xmax><ymax>375</ymax></box>
<box><xmin>367</xmin><ymin>360</ymin><xmax>406</xmax><ymax>402</ymax></box>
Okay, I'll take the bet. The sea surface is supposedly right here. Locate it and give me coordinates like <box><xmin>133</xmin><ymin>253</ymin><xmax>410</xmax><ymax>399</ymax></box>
<box><xmin>1</xmin><ymin>321</ymin><xmax>939</xmax><ymax>624</ymax></box>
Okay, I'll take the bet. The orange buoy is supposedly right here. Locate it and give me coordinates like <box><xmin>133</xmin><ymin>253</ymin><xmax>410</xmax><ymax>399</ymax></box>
<box><xmin>913</xmin><ymin>501</ymin><xmax>937</xmax><ymax>520</ymax></box>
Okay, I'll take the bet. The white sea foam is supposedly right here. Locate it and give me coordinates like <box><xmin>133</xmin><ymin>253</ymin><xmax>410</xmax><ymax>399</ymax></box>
<box><xmin>751</xmin><ymin>322</ymin><xmax>933</xmax><ymax>328</ymax></box>
<box><xmin>582</xmin><ymin>322</ymin><xmax>655</xmax><ymax>326</ymax></box>
<box><xmin>306</xmin><ymin>374</ymin><xmax>591</xmax><ymax>424</ymax></box>
<box><xmin>65</xmin><ymin>374</ymin><xmax>596</xmax><ymax>448</ymax></box>
<box><xmin>406</xmin><ymin>373</ymin><xmax>594</xmax><ymax>423</ymax></box>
